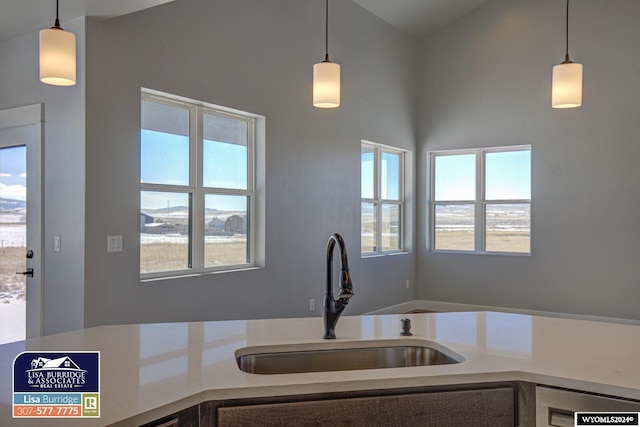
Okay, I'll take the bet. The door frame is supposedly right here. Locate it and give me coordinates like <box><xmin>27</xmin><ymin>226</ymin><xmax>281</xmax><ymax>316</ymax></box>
<box><xmin>0</xmin><ymin>104</ymin><xmax>43</xmax><ymax>339</ymax></box>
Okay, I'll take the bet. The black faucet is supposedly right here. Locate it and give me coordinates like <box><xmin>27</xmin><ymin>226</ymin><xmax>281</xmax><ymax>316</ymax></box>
<box><xmin>323</xmin><ymin>234</ymin><xmax>354</xmax><ymax>339</ymax></box>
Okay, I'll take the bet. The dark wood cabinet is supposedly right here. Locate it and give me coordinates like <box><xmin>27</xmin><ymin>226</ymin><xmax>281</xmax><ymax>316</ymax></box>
<box><xmin>140</xmin><ymin>405</ymin><xmax>199</xmax><ymax>427</ymax></box>
<box><xmin>136</xmin><ymin>383</ymin><xmax>520</xmax><ymax>427</ymax></box>
<box><xmin>216</xmin><ymin>387</ymin><xmax>515</xmax><ymax>427</ymax></box>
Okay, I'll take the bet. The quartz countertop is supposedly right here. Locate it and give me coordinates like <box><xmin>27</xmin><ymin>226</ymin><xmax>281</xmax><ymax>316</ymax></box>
<box><xmin>2</xmin><ymin>311</ymin><xmax>640</xmax><ymax>426</ymax></box>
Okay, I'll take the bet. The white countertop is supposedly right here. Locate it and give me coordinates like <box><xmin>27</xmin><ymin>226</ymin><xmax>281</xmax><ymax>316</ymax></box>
<box><xmin>2</xmin><ymin>311</ymin><xmax>640</xmax><ymax>426</ymax></box>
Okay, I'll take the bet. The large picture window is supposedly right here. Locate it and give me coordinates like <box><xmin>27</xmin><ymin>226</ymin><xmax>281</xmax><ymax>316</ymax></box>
<box><xmin>429</xmin><ymin>146</ymin><xmax>531</xmax><ymax>254</ymax></box>
<box><xmin>361</xmin><ymin>141</ymin><xmax>406</xmax><ymax>255</ymax></box>
<box><xmin>140</xmin><ymin>91</ymin><xmax>259</xmax><ymax>277</ymax></box>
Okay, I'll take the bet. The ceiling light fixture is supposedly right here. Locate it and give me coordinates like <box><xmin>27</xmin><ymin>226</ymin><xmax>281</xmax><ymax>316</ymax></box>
<box><xmin>39</xmin><ymin>0</ymin><xmax>77</xmax><ymax>86</ymax></box>
<box><xmin>552</xmin><ymin>0</ymin><xmax>582</xmax><ymax>108</ymax></box>
<box><xmin>313</xmin><ymin>0</ymin><xmax>340</xmax><ymax>108</ymax></box>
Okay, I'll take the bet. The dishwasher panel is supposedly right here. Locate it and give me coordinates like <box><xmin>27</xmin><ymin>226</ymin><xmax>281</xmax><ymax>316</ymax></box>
<box><xmin>536</xmin><ymin>386</ymin><xmax>640</xmax><ymax>427</ymax></box>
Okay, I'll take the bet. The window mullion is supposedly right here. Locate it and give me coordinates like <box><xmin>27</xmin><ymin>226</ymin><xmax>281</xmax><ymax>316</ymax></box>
<box><xmin>140</xmin><ymin>183</ymin><xmax>193</xmax><ymax>193</ymax></box>
<box><xmin>429</xmin><ymin>153</ymin><xmax>435</xmax><ymax>251</ymax></box>
<box><xmin>400</xmin><ymin>152</ymin><xmax>405</xmax><ymax>250</ymax></box>
<box><xmin>375</xmin><ymin>147</ymin><xmax>382</xmax><ymax>253</ymax></box>
<box><xmin>434</xmin><ymin>200</ymin><xmax>475</xmax><ymax>205</ymax></box>
<box><xmin>191</xmin><ymin>106</ymin><xmax>204</xmax><ymax>271</ymax></box>
<box><xmin>484</xmin><ymin>198</ymin><xmax>531</xmax><ymax>204</ymax></box>
<box><xmin>475</xmin><ymin>150</ymin><xmax>484</xmax><ymax>253</ymax></box>
<box><xmin>202</xmin><ymin>187</ymin><xmax>251</xmax><ymax>196</ymax></box>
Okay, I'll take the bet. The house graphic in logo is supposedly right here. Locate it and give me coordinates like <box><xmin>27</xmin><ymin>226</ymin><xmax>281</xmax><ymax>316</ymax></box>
<box><xmin>30</xmin><ymin>356</ymin><xmax>84</xmax><ymax>371</ymax></box>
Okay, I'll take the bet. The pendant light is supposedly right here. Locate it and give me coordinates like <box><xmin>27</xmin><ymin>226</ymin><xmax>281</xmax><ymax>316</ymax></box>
<box><xmin>39</xmin><ymin>0</ymin><xmax>77</xmax><ymax>86</ymax></box>
<box><xmin>552</xmin><ymin>0</ymin><xmax>582</xmax><ymax>108</ymax></box>
<box><xmin>313</xmin><ymin>0</ymin><xmax>340</xmax><ymax>108</ymax></box>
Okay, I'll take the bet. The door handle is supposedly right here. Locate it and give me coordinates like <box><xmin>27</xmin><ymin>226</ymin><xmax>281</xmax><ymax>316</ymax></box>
<box><xmin>16</xmin><ymin>268</ymin><xmax>34</xmax><ymax>278</ymax></box>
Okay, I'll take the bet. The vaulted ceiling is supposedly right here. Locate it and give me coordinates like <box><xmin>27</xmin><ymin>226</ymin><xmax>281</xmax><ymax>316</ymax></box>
<box><xmin>0</xmin><ymin>0</ymin><xmax>488</xmax><ymax>44</ymax></box>
<box><xmin>353</xmin><ymin>0</ymin><xmax>488</xmax><ymax>37</ymax></box>
<box><xmin>0</xmin><ymin>0</ymin><xmax>173</xmax><ymax>43</ymax></box>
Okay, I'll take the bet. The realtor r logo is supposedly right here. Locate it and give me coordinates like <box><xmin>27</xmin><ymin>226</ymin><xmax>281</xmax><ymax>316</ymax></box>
<box><xmin>85</xmin><ymin>396</ymin><xmax>97</xmax><ymax>409</ymax></box>
<box><xmin>82</xmin><ymin>393</ymin><xmax>100</xmax><ymax>417</ymax></box>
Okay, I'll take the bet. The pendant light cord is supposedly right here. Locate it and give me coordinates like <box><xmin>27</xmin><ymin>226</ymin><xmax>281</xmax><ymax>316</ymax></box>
<box><xmin>324</xmin><ymin>0</ymin><xmax>330</xmax><ymax>62</ymax></box>
<box><xmin>564</xmin><ymin>0</ymin><xmax>570</xmax><ymax>62</ymax></box>
<box><xmin>54</xmin><ymin>0</ymin><xmax>61</xmax><ymax>29</ymax></box>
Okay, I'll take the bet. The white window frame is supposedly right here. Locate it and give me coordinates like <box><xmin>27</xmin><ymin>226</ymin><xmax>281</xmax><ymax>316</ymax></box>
<box><xmin>428</xmin><ymin>145</ymin><xmax>531</xmax><ymax>255</ymax></box>
<box><xmin>140</xmin><ymin>90</ymin><xmax>262</xmax><ymax>279</ymax></box>
<box><xmin>361</xmin><ymin>140</ymin><xmax>407</xmax><ymax>256</ymax></box>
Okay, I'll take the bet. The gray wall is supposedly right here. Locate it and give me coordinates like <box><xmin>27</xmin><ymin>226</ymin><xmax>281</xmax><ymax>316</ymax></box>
<box><xmin>417</xmin><ymin>0</ymin><xmax>640</xmax><ymax>320</ymax></box>
<box><xmin>0</xmin><ymin>19</ymin><xmax>86</xmax><ymax>334</ymax></box>
<box><xmin>82</xmin><ymin>0</ymin><xmax>417</xmax><ymax>327</ymax></box>
<box><xmin>10</xmin><ymin>0</ymin><xmax>635</xmax><ymax>332</ymax></box>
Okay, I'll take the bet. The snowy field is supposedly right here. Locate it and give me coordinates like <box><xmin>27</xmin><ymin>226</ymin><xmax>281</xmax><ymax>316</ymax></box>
<box><xmin>0</xmin><ymin>220</ymin><xmax>28</xmax><ymax>344</ymax></box>
<box><xmin>0</xmin><ymin>222</ymin><xmax>26</xmax><ymax>248</ymax></box>
<box><xmin>141</xmin><ymin>234</ymin><xmax>247</xmax><ymax>244</ymax></box>
<box><xmin>0</xmin><ymin>300</ymin><xmax>25</xmax><ymax>344</ymax></box>
<box><xmin>0</xmin><ymin>210</ymin><xmax>25</xmax><ymax>224</ymax></box>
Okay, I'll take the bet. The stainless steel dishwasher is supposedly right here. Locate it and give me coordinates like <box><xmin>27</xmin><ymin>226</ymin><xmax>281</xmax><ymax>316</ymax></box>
<box><xmin>536</xmin><ymin>385</ymin><xmax>640</xmax><ymax>427</ymax></box>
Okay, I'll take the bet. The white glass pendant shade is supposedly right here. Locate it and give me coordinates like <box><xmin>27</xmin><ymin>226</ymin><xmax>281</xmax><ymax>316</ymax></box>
<box><xmin>552</xmin><ymin>61</ymin><xmax>582</xmax><ymax>108</ymax></box>
<box><xmin>313</xmin><ymin>60</ymin><xmax>341</xmax><ymax>108</ymax></box>
<box><xmin>39</xmin><ymin>27</ymin><xmax>76</xmax><ymax>86</ymax></box>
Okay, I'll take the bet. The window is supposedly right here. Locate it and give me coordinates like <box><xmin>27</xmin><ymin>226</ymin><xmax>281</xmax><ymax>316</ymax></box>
<box><xmin>429</xmin><ymin>146</ymin><xmax>531</xmax><ymax>254</ymax></box>
<box><xmin>361</xmin><ymin>141</ymin><xmax>406</xmax><ymax>255</ymax></box>
<box><xmin>140</xmin><ymin>91</ymin><xmax>261</xmax><ymax>277</ymax></box>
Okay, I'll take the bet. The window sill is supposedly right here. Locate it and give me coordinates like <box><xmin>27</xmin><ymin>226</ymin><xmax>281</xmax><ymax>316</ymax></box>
<box><xmin>140</xmin><ymin>266</ymin><xmax>262</xmax><ymax>283</ymax></box>
<box><xmin>361</xmin><ymin>251</ymin><xmax>410</xmax><ymax>259</ymax></box>
<box><xmin>429</xmin><ymin>250</ymin><xmax>531</xmax><ymax>257</ymax></box>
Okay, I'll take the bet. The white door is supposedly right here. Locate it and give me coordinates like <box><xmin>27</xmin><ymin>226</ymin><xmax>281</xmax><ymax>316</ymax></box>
<box><xmin>0</xmin><ymin>104</ymin><xmax>43</xmax><ymax>344</ymax></box>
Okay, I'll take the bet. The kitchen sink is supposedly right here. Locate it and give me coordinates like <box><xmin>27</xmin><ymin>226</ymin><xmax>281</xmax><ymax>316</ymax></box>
<box><xmin>236</xmin><ymin>340</ymin><xmax>463</xmax><ymax>374</ymax></box>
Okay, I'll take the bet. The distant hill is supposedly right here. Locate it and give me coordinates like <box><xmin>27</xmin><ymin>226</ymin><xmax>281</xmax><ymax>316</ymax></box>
<box><xmin>144</xmin><ymin>206</ymin><xmax>224</xmax><ymax>215</ymax></box>
<box><xmin>144</xmin><ymin>205</ymin><xmax>189</xmax><ymax>214</ymax></box>
<box><xmin>0</xmin><ymin>197</ymin><xmax>26</xmax><ymax>210</ymax></box>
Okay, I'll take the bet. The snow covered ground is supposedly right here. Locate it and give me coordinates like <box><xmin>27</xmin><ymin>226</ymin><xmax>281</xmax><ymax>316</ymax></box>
<box><xmin>141</xmin><ymin>233</ymin><xmax>247</xmax><ymax>244</ymax></box>
<box><xmin>0</xmin><ymin>299</ymin><xmax>25</xmax><ymax>345</ymax></box>
<box><xmin>0</xmin><ymin>219</ymin><xmax>27</xmax><ymax>344</ymax></box>
<box><xmin>0</xmin><ymin>222</ymin><xmax>25</xmax><ymax>248</ymax></box>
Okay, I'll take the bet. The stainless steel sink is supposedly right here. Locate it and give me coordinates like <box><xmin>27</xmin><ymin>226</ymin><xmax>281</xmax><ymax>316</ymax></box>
<box><xmin>236</xmin><ymin>340</ymin><xmax>463</xmax><ymax>374</ymax></box>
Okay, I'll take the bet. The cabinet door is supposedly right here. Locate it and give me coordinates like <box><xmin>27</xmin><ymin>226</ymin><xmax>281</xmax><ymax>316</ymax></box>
<box><xmin>218</xmin><ymin>387</ymin><xmax>514</xmax><ymax>427</ymax></box>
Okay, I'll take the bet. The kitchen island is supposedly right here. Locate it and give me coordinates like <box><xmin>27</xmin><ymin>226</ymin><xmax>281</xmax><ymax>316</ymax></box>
<box><xmin>1</xmin><ymin>311</ymin><xmax>640</xmax><ymax>426</ymax></box>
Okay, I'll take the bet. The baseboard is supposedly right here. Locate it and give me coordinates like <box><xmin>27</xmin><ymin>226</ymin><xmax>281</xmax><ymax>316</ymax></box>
<box><xmin>366</xmin><ymin>299</ymin><xmax>640</xmax><ymax>325</ymax></box>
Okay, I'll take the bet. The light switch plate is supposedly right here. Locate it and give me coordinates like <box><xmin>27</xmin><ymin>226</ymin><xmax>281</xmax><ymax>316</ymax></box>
<box><xmin>107</xmin><ymin>235</ymin><xmax>123</xmax><ymax>253</ymax></box>
<box><xmin>53</xmin><ymin>235</ymin><xmax>61</xmax><ymax>252</ymax></box>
